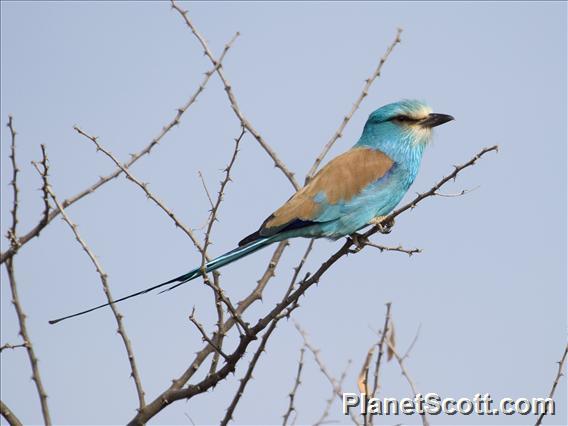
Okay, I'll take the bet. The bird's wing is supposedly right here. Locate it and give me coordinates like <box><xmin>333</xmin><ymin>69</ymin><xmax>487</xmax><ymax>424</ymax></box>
<box><xmin>239</xmin><ymin>147</ymin><xmax>394</xmax><ymax>245</ymax></box>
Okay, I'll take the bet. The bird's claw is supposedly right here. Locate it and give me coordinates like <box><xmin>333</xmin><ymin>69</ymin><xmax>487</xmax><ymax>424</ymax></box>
<box><xmin>369</xmin><ymin>216</ymin><xmax>395</xmax><ymax>234</ymax></box>
<box><xmin>349</xmin><ymin>233</ymin><xmax>369</xmax><ymax>252</ymax></box>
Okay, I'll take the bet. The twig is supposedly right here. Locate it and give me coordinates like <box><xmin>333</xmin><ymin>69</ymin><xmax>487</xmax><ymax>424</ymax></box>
<box><xmin>294</xmin><ymin>322</ymin><xmax>361</xmax><ymax>426</ymax></box>
<box><xmin>202</xmin><ymin>127</ymin><xmax>245</xmax><ymax>370</ymax></box>
<box><xmin>376</xmin><ymin>146</ymin><xmax>499</xmax><ymax>231</ymax></box>
<box><xmin>363</xmin><ymin>242</ymin><xmax>421</xmax><ymax>257</ymax></box>
<box><xmin>219</xmin><ymin>319</ymin><xmax>279</xmax><ymax>426</ymax></box>
<box><xmin>188</xmin><ymin>308</ymin><xmax>229</xmax><ymax>361</ymax></box>
<box><xmin>41</xmin><ymin>174</ymin><xmax>146</xmax><ymax>409</ymax></box>
<box><xmin>128</xmin><ymin>145</ymin><xmax>497</xmax><ymax>424</ymax></box>
<box><xmin>401</xmin><ymin>324</ymin><xmax>421</xmax><ymax>361</ymax></box>
<box><xmin>0</xmin><ymin>342</ymin><xmax>28</xmax><ymax>353</ymax></box>
<box><xmin>0</xmin><ymin>35</ymin><xmax>237</xmax><ymax>265</ymax></box>
<box><xmin>385</xmin><ymin>334</ymin><xmax>429</xmax><ymax>426</ymax></box>
<box><xmin>34</xmin><ymin>145</ymin><xmax>51</xmax><ymax>229</ymax></box>
<box><xmin>6</xmin><ymin>116</ymin><xmax>19</xmax><ymax>249</ymax></box>
<box><xmin>0</xmin><ymin>400</ymin><xmax>23</xmax><ymax>426</ymax></box>
<box><xmin>433</xmin><ymin>185</ymin><xmax>479</xmax><ymax>197</ymax></box>
<box><xmin>5</xmin><ymin>258</ymin><xmax>51</xmax><ymax>425</ymax></box>
<box><xmin>171</xmin><ymin>0</ymin><xmax>300</xmax><ymax>191</ymax></box>
<box><xmin>282</xmin><ymin>346</ymin><xmax>306</xmax><ymax>426</ymax></box>
<box><xmin>220</xmin><ymin>242</ymin><xmax>311</xmax><ymax>424</ymax></box>
<box><xmin>197</xmin><ymin>171</ymin><xmax>215</xmax><ymax>210</ymax></box>
<box><xmin>4</xmin><ymin>116</ymin><xmax>51</xmax><ymax>425</ymax></box>
<box><xmin>305</xmin><ymin>28</ymin><xmax>402</xmax><ymax>180</ymax></box>
<box><xmin>314</xmin><ymin>359</ymin><xmax>351</xmax><ymax>426</ymax></box>
<box><xmin>535</xmin><ymin>343</ymin><xmax>568</xmax><ymax>426</ymax></box>
<box><xmin>371</xmin><ymin>303</ymin><xmax>392</xmax><ymax>399</ymax></box>
<box><xmin>73</xmin><ymin>125</ymin><xmax>206</xmax><ymax>256</ymax></box>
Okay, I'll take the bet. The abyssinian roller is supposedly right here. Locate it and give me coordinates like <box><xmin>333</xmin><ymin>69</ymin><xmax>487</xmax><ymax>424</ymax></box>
<box><xmin>50</xmin><ymin>100</ymin><xmax>453</xmax><ymax>324</ymax></box>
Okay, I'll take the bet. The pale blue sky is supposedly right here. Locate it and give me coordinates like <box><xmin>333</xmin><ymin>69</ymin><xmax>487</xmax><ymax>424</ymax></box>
<box><xmin>1</xmin><ymin>1</ymin><xmax>566</xmax><ymax>425</ymax></box>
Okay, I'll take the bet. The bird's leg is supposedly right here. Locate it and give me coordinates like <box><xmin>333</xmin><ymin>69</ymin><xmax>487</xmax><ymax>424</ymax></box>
<box><xmin>369</xmin><ymin>216</ymin><xmax>395</xmax><ymax>234</ymax></box>
<box><xmin>348</xmin><ymin>232</ymin><xmax>369</xmax><ymax>253</ymax></box>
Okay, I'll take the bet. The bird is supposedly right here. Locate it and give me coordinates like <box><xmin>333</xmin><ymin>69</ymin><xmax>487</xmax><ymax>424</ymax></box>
<box><xmin>49</xmin><ymin>99</ymin><xmax>453</xmax><ymax>324</ymax></box>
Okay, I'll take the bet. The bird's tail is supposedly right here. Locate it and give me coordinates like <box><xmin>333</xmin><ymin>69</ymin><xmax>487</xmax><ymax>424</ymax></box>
<box><xmin>49</xmin><ymin>237</ymin><xmax>276</xmax><ymax>325</ymax></box>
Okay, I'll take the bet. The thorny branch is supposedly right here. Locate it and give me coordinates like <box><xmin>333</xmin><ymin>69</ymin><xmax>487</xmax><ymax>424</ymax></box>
<box><xmin>295</xmin><ymin>321</ymin><xmax>361</xmax><ymax>426</ymax></box>
<box><xmin>306</xmin><ymin>28</ymin><xmax>403</xmax><ymax>181</ymax></box>
<box><xmin>314</xmin><ymin>360</ymin><xmax>352</xmax><ymax>426</ymax></box>
<box><xmin>384</xmin><ymin>329</ymin><xmax>429</xmax><ymax>426</ymax></box>
<box><xmin>371</xmin><ymin>302</ymin><xmax>392</xmax><ymax>399</ymax></box>
<box><xmin>220</xmin><ymin>241</ymin><xmax>314</xmax><ymax>425</ymax></box>
<box><xmin>128</xmin><ymin>145</ymin><xmax>497</xmax><ymax>424</ymax></box>
<box><xmin>170</xmin><ymin>0</ymin><xmax>301</xmax><ymax>191</ymax></box>
<box><xmin>282</xmin><ymin>346</ymin><xmax>305</xmax><ymax>426</ymax></box>
<box><xmin>535</xmin><ymin>343</ymin><xmax>568</xmax><ymax>426</ymax></box>
<box><xmin>0</xmin><ymin>400</ymin><xmax>22</xmax><ymax>426</ymax></box>
<box><xmin>6</xmin><ymin>116</ymin><xmax>19</xmax><ymax>249</ymax></box>
<box><xmin>0</xmin><ymin>33</ymin><xmax>238</xmax><ymax>265</ymax></box>
<box><xmin>4</xmin><ymin>116</ymin><xmax>51</xmax><ymax>426</ymax></box>
<box><xmin>39</xmin><ymin>170</ymin><xmax>146</xmax><ymax>410</ymax></box>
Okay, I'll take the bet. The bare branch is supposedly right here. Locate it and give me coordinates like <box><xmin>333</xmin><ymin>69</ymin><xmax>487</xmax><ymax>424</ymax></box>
<box><xmin>4</xmin><ymin>259</ymin><xmax>51</xmax><ymax>425</ymax></box>
<box><xmin>0</xmin><ymin>400</ymin><xmax>23</xmax><ymax>426</ymax></box>
<box><xmin>314</xmin><ymin>359</ymin><xmax>351</xmax><ymax>426</ymax></box>
<box><xmin>371</xmin><ymin>302</ymin><xmax>392</xmax><ymax>399</ymax></box>
<box><xmin>33</xmin><ymin>145</ymin><xmax>52</xmax><ymax>229</ymax></box>
<box><xmin>378</xmin><ymin>146</ymin><xmax>499</xmax><ymax>230</ymax></box>
<box><xmin>295</xmin><ymin>322</ymin><xmax>361</xmax><ymax>426</ymax></box>
<box><xmin>73</xmin><ymin>125</ymin><xmax>206</xmax><ymax>256</ymax></box>
<box><xmin>384</xmin><ymin>328</ymin><xmax>429</xmax><ymax>426</ymax></box>
<box><xmin>170</xmin><ymin>0</ymin><xmax>300</xmax><ymax>191</ymax></box>
<box><xmin>188</xmin><ymin>308</ymin><xmax>229</xmax><ymax>361</ymax></box>
<box><xmin>535</xmin><ymin>343</ymin><xmax>568</xmax><ymax>426</ymax></box>
<box><xmin>0</xmin><ymin>342</ymin><xmax>28</xmax><ymax>353</ymax></box>
<box><xmin>306</xmin><ymin>28</ymin><xmax>403</xmax><ymax>181</ymax></box>
<box><xmin>128</xmin><ymin>146</ymin><xmax>497</xmax><ymax>424</ymax></box>
<box><xmin>282</xmin><ymin>347</ymin><xmax>305</xmax><ymax>426</ymax></box>
<box><xmin>0</xmin><ymin>35</ymin><xmax>237</xmax><ymax>265</ymax></box>
<box><xmin>361</xmin><ymin>241</ymin><xmax>421</xmax><ymax>257</ymax></box>
<box><xmin>41</xmin><ymin>174</ymin><xmax>146</xmax><ymax>409</ymax></box>
<box><xmin>6</xmin><ymin>116</ymin><xmax>19</xmax><ymax>249</ymax></box>
<box><xmin>219</xmin><ymin>319</ymin><xmax>279</xmax><ymax>426</ymax></box>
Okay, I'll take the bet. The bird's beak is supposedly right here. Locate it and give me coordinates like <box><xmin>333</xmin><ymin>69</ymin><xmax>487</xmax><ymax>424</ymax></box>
<box><xmin>419</xmin><ymin>113</ymin><xmax>455</xmax><ymax>128</ymax></box>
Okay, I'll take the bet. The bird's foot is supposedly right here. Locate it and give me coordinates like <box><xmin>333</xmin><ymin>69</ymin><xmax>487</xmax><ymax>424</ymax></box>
<box><xmin>369</xmin><ymin>216</ymin><xmax>395</xmax><ymax>234</ymax></box>
<box><xmin>348</xmin><ymin>233</ymin><xmax>369</xmax><ymax>253</ymax></box>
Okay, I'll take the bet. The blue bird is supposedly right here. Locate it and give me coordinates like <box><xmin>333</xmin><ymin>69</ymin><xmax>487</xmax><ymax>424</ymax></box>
<box><xmin>50</xmin><ymin>100</ymin><xmax>453</xmax><ymax>324</ymax></box>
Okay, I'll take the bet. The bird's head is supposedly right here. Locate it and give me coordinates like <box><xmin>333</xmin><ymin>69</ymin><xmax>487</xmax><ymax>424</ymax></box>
<box><xmin>360</xmin><ymin>100</ymin><xmax>454</xmax><ymax>151</ymax></box>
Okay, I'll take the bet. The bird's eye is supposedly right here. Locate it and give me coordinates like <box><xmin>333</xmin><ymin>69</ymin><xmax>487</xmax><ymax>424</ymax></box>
<box><xmin>394</xmin><ymin>115</ymin><xmax>409</xmax><ymax>122</ymax></box>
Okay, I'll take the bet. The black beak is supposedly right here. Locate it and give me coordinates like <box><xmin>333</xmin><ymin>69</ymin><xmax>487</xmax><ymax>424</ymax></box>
<box><xmin>419</xmin><ymin>113</ymin><xmax>455</xmax><ymax>128</ymax></box>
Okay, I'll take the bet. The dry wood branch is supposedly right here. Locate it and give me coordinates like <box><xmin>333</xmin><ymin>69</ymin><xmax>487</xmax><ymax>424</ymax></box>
<box><xmin>0</xmin><ymin>37</ymin><xmax>237</xmax><ymax>265</ymax></box>
<box><xmin>371</xmin><ymin>303</ymin><xmax>392</xmax><ymax>399</ymax></box>
<box><xmin>220</xmin><ymin>242</ymin><xmax>312</xmax><ymax>424</ymax></box>
<box><xmin>0</xmin><ymin>342</ymin><xmax>28</xmax><ymax>353</ymax></box>
<box><xmin>6</xmin><ymin>116</ymin><xmax>19</xmax><ymax>249</ymax></box>
<box><xmin>170</xmin><ymin>0</ymin><xmax>300</xmax><ymax>191</ymax></box>
<box><xmin>294</xmin><ymin>322</ymin><xmax>361</xmax><ymax>426</ymax></box>
<box><xmin>385</xmin><ymin>331</ymin><xmax>428</xmax><ymax>426</ymax></box>
<box><xmin>376</xmin><ymin>145</ymin><xmax>499</xmax><ymax>232</ymax></box>
<box><xmin>73</xmin><ymin>126</ymin><xmax>206</xmax><ymax>256</ymax></box>
<box><xmin>282</xmin><ymin>347</ymin><xmax>305</xmax><ymax>426</ymax></box>
<box><xmin>535</xmin><ymin>343</ymin><xmax>568</xmax><ymax>426</ymax></box>
<box><xmin>306</xmin><ymin>28</ymin><xmax>403</xmax><ymax>181</ymax></box>
<box><xmin>314</xmin><ymin>359</ymin><xmax>351</xmax><ymax>426</ymax></box>
<box><xmin>42</xmin><ymin>177</ymin><xmax>146</xmax><ymax>409</ymax></box>
<box><xmin>33</xmin><ymin>145</ymin><xmax>51</xmax><ymax>230</ymax></box>
<box><xmin>0</xmin><ymin>400</ymin><xmax>22</xmax><ymax>426</ymax></box>
<box><xmin>5</xmin><ymin>259</ymin><xmax>51</xmax><ymax>425</ymax></box>
<box><xmin>358</xmin><ymin>241</ymin><xmax>421</xmax><ymax>257</ymax></box>
<box><xmin>128</xmin><ymin>146</ymin><xmax>497</xmax><ymax>424</ymax></box>
<box><xmin>219</xmin><ymin>319</ymin><xmax>279</xmax><ymax>426</ymax></box>
<box><xmin>188</xmin><ymin>308</ymin><xmax>229</xmax><ymax>361</ymax></box>
<box><xmin>201</xmin><ymin>127</ymin><xmax>245</xmax><ymax>361</ymax></box>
